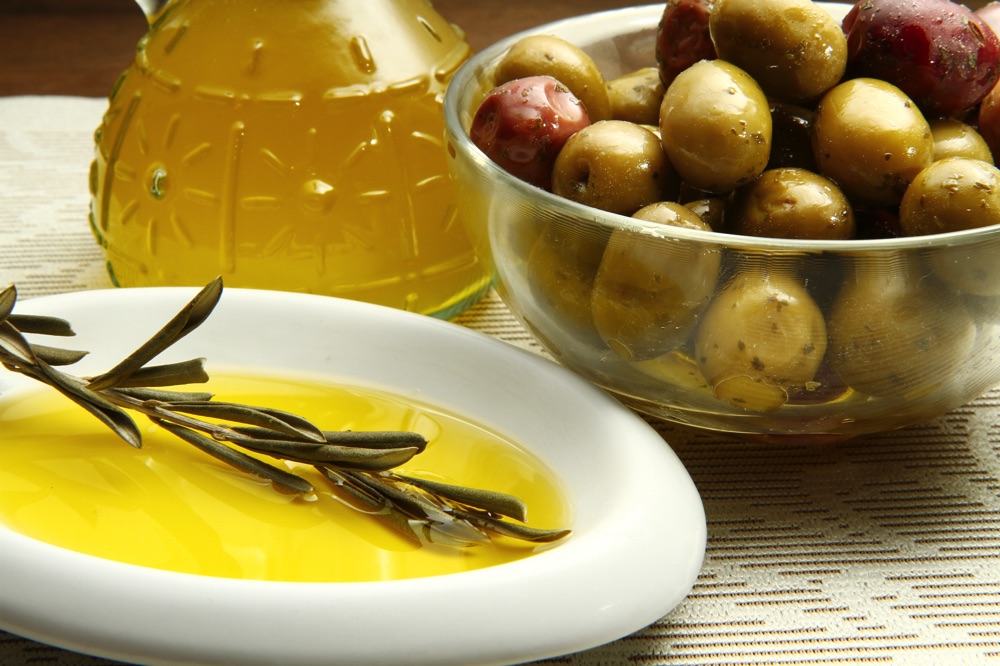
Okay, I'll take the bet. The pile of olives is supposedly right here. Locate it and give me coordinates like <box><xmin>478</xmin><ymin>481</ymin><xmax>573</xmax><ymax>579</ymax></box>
<box><xmin>466</xmin><ymin>0</ymin><xmax>1000</xmax><ymax>428</ymax></box>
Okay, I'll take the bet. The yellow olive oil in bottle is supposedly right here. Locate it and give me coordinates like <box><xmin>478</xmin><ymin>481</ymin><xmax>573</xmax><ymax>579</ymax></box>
<box><xmin>90</xmin><ymin>0</ymin><xmax>490</xmax><ymax>318</ymax></box>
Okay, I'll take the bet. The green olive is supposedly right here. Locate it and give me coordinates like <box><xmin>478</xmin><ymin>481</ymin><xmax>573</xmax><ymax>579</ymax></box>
<box><xmin>631</xmin><ymin>350</ymin><xmax>714</xmax><ymax>397</ymax></box>
<box><xmin>827</xmin><ymin>256</ymin><xmax>976</xmax><ymax>398</ymax></box>
<box><xmin>552</xmin><ymin>120</ymin><xmax>678</xmax><ymax>216</ymax></box>
<box><xmin>927</xmin><ymin>238</ymin><xmax>1000</xmax><ymax>296</ymax></box>
<box><xmin>684</xmin><ymin>198</ymin><xmax>727</xmax><ymax>231</ymax></box>
<box><xmin>494</xmin><ymin>34</ymin><xmax>612</xmax><ymax>122</ymax></box>
<box><xmin>606</xmin><ymin>67</ymin><xmax>664</xmax><ymax>126</ymax></box>
<box><xmin>709</xmin><ymin>0</ymin><xmax>847</xmax><ymax>103</ymax></box>
<box><xmin>694</xmin><ymin>267</ymin><xmax>827</xmax><ymax>412</ymax></box>
<box><xmin>929</xmin><ymin>118</ymin><xmax>994</xmax><ymax>163</ymax></box>
<box><xmin>812</xmin><ymin>78</ymin><xmax>933</xmax><ymax>206</ymax></box>
<box><xmin>899</xmin><ymin>157</ymin><xmax>1000</xmax><ymax>295</ymax></box>
<box><xmin>634</xmin><ymin>201</ymin><xmax>713</xmax><ymax>231</ymax></box>
<box><xmin>590</xmin><ymin>202</ymin><xmax>720</xmax><ymax>360</ymax></box>
<box><xmin>525</xmin><ymin>221</ymin><xmax>609</xmax><ymax>340</ymax></box>
<box><xmin>659</xmin><ymin>59</ymin><xmax>771</xmax><ymax>194</ymax></box>
<box><xmin>730</xmin><ymin>168</ymin><xmax>855</xmax><ymax>240</ymax></box>
<box><xmin>899</xmin><ymin>157</ymin><xmax>1000</xmax><ymax>236</ymax></box>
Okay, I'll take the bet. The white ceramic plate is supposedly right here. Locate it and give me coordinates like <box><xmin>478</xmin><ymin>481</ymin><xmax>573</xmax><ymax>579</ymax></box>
<box><xmin>0</xmin><ymin>286</ymin><xmax>706</xmax><ymax>666</ymax></box>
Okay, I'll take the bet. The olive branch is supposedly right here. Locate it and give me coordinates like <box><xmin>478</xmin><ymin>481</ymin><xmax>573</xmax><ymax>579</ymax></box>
<box><xmin>0</xmin><ymin>278</ymin><xmax>569</xmax><ymax>548</ymax></box>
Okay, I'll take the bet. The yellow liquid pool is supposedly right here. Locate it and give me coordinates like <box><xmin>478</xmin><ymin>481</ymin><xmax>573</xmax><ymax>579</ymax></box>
<box><xmin>90</xmin><ymin>0</ymin><xmax>491</xmax><ymax>317</ymax></box>
<box><xmin>0</xmin><ymin>373</ymin><xmax>569</xmax><ymax>582</ymax></box>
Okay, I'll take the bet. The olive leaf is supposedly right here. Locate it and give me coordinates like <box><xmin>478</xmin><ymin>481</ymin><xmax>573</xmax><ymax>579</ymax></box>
<box><xmin>156</xmin><ymin>419</ymin><xmax>314</xmax><ymax>495</ymax></box>
<box><xmin>394</xmin><ymin>473</ymin><xmax>528</xmax><ymax>522</ymax></box>
<box><xmin>328</xmin><ymin>468</ymin><xmax>489</xmax><ymax>547</ymax></box>
<box><xmin>106</xmin><ymin>358</ymin><xmax>209</xmax><ymax>388</ymax></box>
<box><xmin>0</xmin><ymin>320</ymin><xmax>40</xmax><ymax>366</ymax></box>
<box><xmin>0</xmin><ymin>293</ymin><xmax>84</xmax><ymax>366</ymax></box>
<box><xmin>7</xmin><ymin>313</ymin><xmax>75</xmax><ymax>337</ymax></box>
<box><xmin>0</xmin><ymin>285</ymin><xmax>15</xmax><ymax>323</ymax></box>
<box><xmin>230</xmin><ymin>426</ymin><xmax>428</xmax><ymax>452</ymax></box>
<box><xmin>352</xmin><ymin>471</ymin><xmax>496</xmax><ymax>545</ymax></box>
<box><xmin>114</xmin><ymin>387</ymin><xmax>216</xmax><ymax>403</ymax></box>
<box><xmin>244</xmin><ymin>439</ymin><xmax>421</xmax><ymax>470</ymax></box>
<box><xmin>162</xmin><ymin>401</ymin><xmax>326</xmax><ymax>443</ymax></box>
<box><xmin>320</xmin><ymin>430</ymin><xmax>428</xmax><ymax>452</ymax></box>
<box><xmin>55</xmin><ymin>390</ymin><xmax>144</xmax><ymax>449</ymax></box>
<box><xmin>320</xmin><ymin>467</ymin><xmax>468</xmax><ymax>546</ymax></box>
<box><xmin>87</xmin><ymin>277</ymin><xmax>223</xmax><ymax>390</ymax></box>
<box><xmin>449</xmin><ymin>508</ymin><xmax>572</xmax><ymax>543</ymax></box>
<box><xmin>26</xmin><ymin>344</ymin><xmax>89</xmax><ymax>367</ymax></box>
<box><xmin>33</xmin><ymin>359</ymin><xmax>143</xmax><ymax>448</ymax></box>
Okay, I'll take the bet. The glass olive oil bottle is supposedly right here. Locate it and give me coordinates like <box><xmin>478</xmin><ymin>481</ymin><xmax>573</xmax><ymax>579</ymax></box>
<box><xmin>90</xmin><ymin>0</ymin><xmax>490</xmax><ymax>318</ymax></box>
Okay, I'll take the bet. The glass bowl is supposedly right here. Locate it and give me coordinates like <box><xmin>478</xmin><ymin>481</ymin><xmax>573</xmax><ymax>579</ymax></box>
<box><xmin>443</xmin><ymin>3</ymin><xmax>1000</xmax><ymax>441</ymax></box>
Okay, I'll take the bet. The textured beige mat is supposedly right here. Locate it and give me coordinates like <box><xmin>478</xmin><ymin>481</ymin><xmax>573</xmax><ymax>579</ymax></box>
<box><xmin>2</xmin><ymin>95</ymin><xmax>999</xmax><ymax>665</ymax></box>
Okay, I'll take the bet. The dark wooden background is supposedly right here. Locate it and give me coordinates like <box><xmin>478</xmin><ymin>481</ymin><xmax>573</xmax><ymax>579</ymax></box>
<box><xmin>0</xmin><ymin>0</ymin><xmax>990</xmax><ymax>98</ymax></box>
<box><xmin>0</xmin><ymin>0</ymin><xmax>648</xmax><ymax>97</ymax></box>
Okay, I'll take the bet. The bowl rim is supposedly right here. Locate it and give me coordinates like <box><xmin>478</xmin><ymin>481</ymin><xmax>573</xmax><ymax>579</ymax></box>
<box><xmin>443</xmin><ymin>2</ymin><xmax>1000</xmax><ymax>253</ymax></box>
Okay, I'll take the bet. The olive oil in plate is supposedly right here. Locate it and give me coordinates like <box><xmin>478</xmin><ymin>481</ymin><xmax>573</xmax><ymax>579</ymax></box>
<box><xmin>0</xmin><ymin>372</ymin><xmax>569</xmax><ymax>582</ymax></box>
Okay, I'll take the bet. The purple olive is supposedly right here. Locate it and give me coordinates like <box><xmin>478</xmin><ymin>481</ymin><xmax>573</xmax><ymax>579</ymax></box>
<box><xmin>842</xmin><ymin>0</ymin><xmax>1000</xmax><ymax>117</ymax></box>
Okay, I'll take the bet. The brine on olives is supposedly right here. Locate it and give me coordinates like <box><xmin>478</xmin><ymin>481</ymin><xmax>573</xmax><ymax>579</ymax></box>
<box><xmin>978</xmin><ymin>81</ymin><xmax>1000</xmax><ymax>159</ymax></box>
<box><xmin>636</xmin><ymin>200</ymin><xmax>714</xmax><ymax>231</ymax></box>
<box><xmin>899</xmin><ymin>157</ymin><xmax>1000</xmax><ymax>235</ymax></box>
<box><xmin>655</xmin><ymin>0</ymin><xmax>717</xmax><ymax>87</ymax></box>
<box><xmin>493</xmin><ymin>34</ymin><xmax>613</xmax><ymax>122</ymax></box>
<box><xmin>685</xmin><ymin>198</ymin><xmax>726</xmax><ymax>231</ymax></box>
<box><xmin>525</xmin><ymin>222</ymin><xmax>609</xmax><ymax>339</ymax></box>
<box><xmin>470</xmin><ymin>76</ymin><xmax>591</xmax><ymax>190</ymax></box>
<box><xmin>694</xmin><ymin>268</ymin><xmax>828</xmax><ymax>413</ymax></box>
<box><xmin>552</xmin><ymin>120</ymin><xmax>678</xmax><ymax>216</ymax></box>
<box><xmin>709</xmin><ymin>0</ymin><xmax>847</xmax><ymax>103</ymax></box>
<box><xmin>827</xmin><ymin>257</ymin><xmax>977</xmax><ymax>398</ymax></box>
<box><xmin>902</xmin><ymin>157</ymin><xmax>1000</xmax><ymax>296</ymax></box>
<box><xmin>591</xmin><ymin>202</ymin><xmax>720</xmax><ymax>361</ymax></box>
<box><xmin>926</xmin><ymin>233</ymin><xmax>1000</xmax><ymax>296</ymax></box>
<box><xmin>843</xmin><ymin>0</ymin><xmax>1000</xmax><ymax>117</ymax></box>
<box><xmin>812</xmin><ymin>77</ymin><xmax>934</xmax><ymax>206</ymax></box>
<box><xmin>729</xmin><ymin>168</ymin><xmax>855</xmax><ymax>240</ymax></box>
<box><xmin>659</xmin><ymin>59</ymin><xmax>771</xmax><ymax>193</ymax></box>
<box><xmin>606</xmin><ymin>67</ymin><xmax>664</xmax><ymax>126</ymax></box>
<box><xmin>929</xmin><ymin>119</ymin><xmax>994</xmax><ymax>163</ymax></box>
